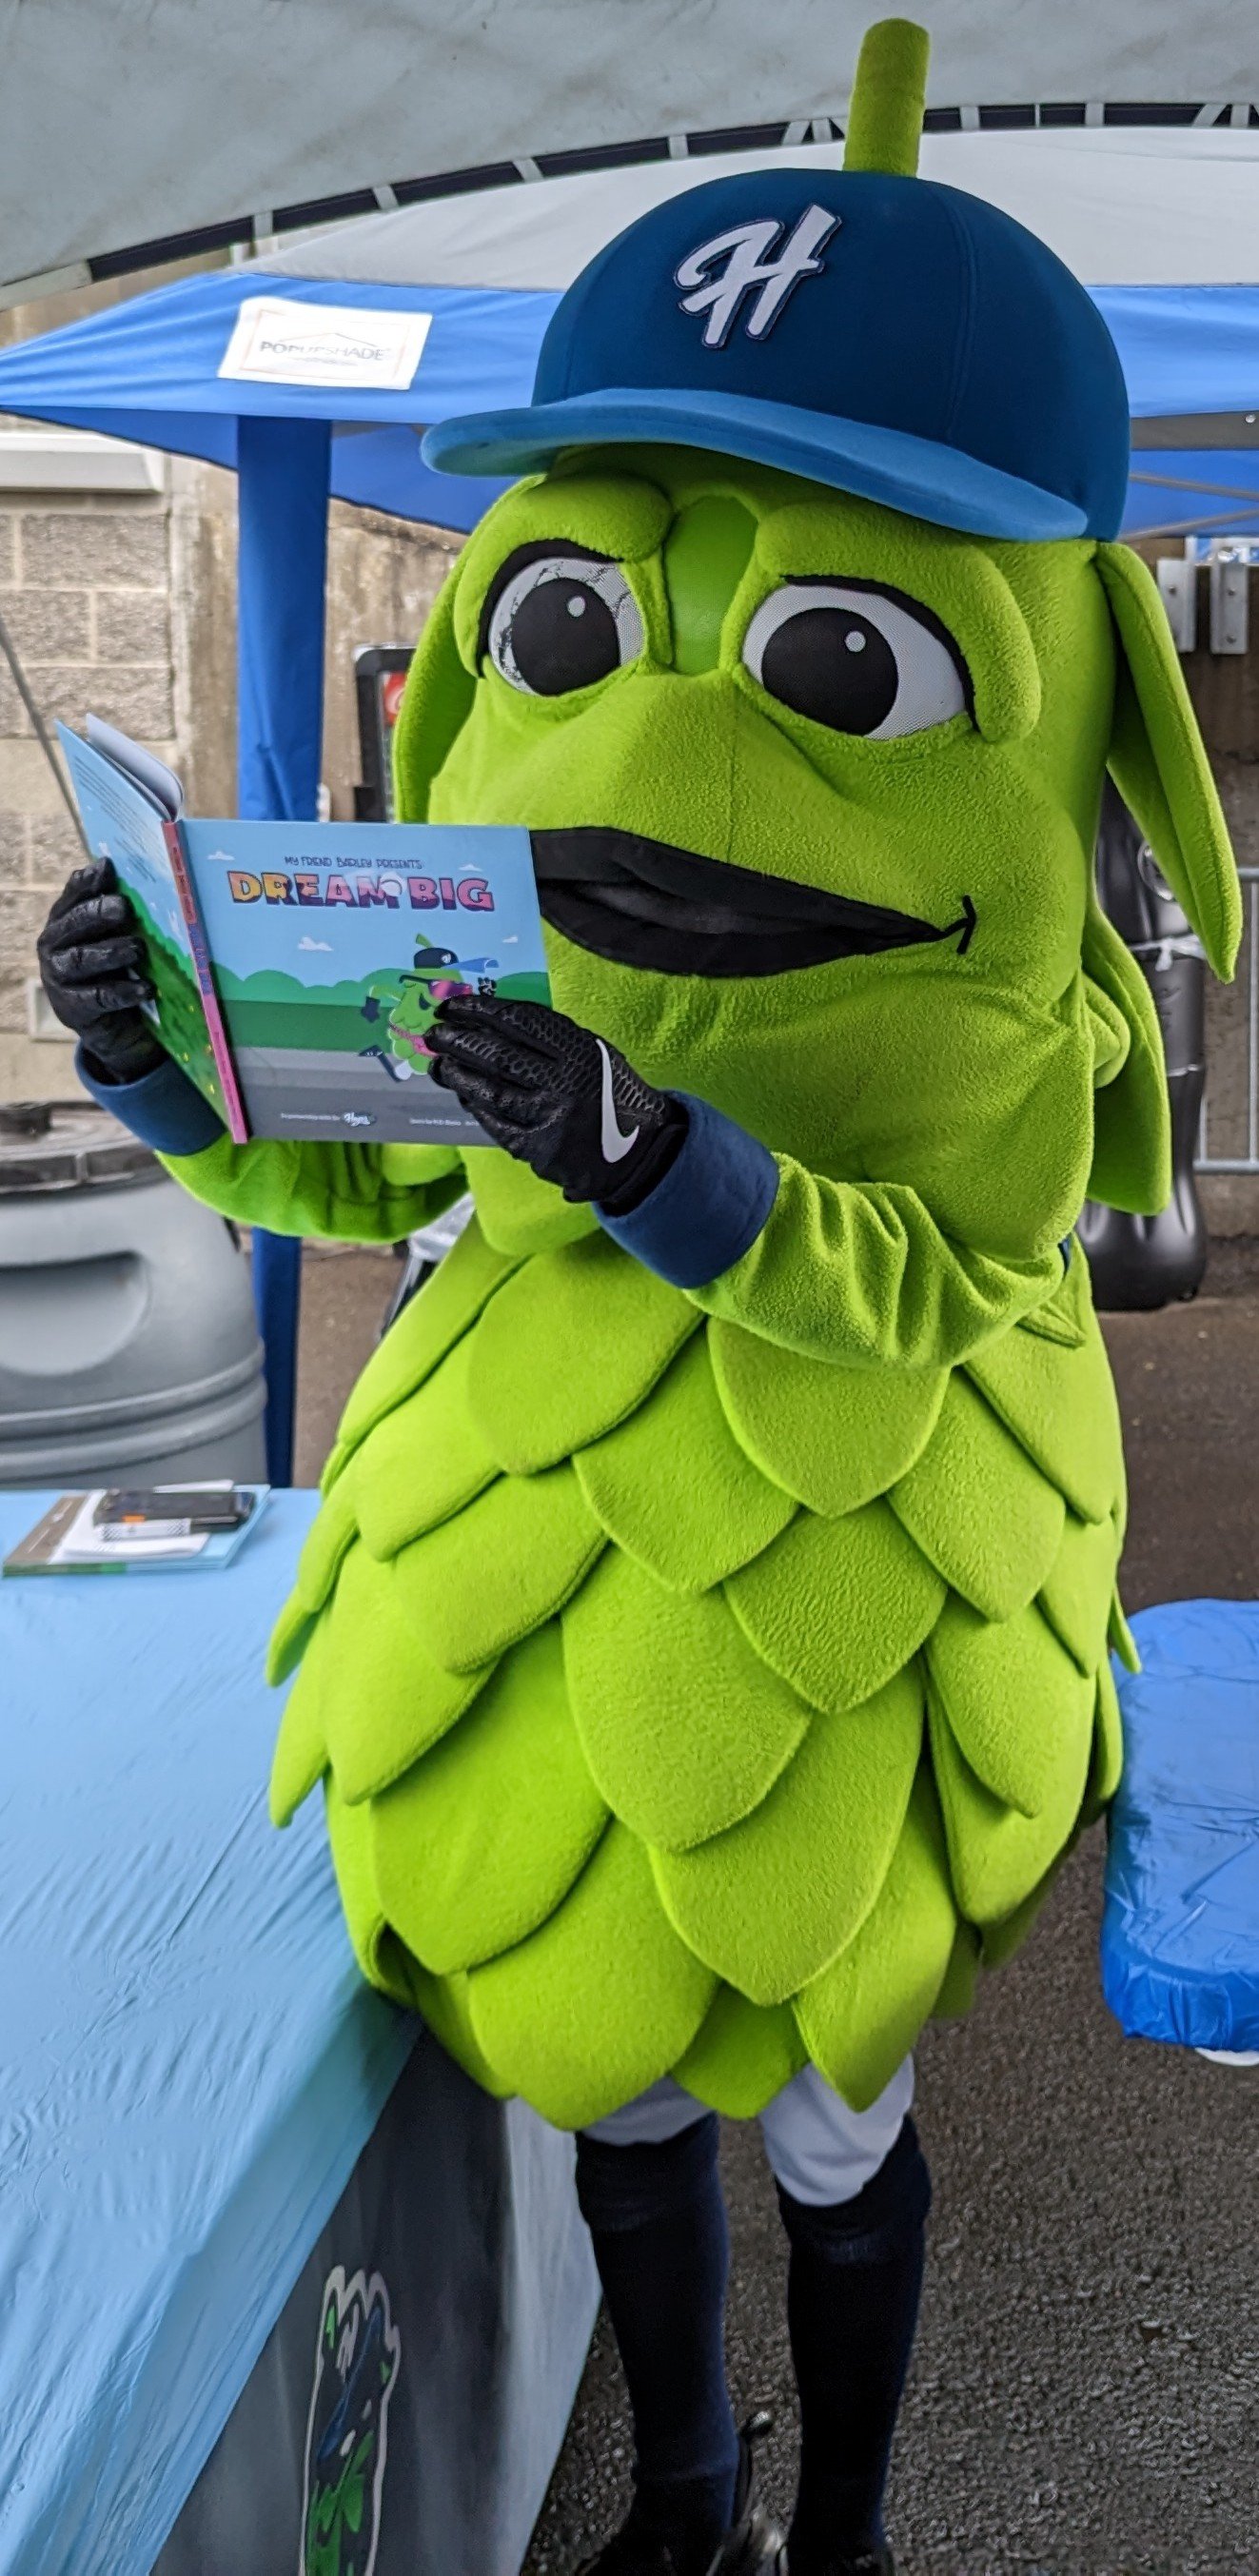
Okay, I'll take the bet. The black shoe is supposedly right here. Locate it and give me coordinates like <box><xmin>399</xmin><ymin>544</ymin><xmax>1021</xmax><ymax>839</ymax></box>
<box><xmin>717</xmin><ymin>2410</ymin><xmax>784</xmax><ymax>2573</ymax></box>
<box><xmin>576</xmin><ymin>2411</ymin><xmax>784</xmax><ymax>2576</ymax></box>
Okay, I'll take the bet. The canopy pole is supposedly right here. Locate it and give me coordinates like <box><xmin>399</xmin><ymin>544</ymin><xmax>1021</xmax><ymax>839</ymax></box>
<box><xmin>236</xmin><ymin>414</ymin><xmax>331</xmax><ymax>1486</ymax></box>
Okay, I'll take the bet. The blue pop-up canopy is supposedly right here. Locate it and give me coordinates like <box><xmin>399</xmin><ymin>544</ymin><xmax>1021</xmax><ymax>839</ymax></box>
<box><xmin>5</xmin><ymin>140</ymin><xmax>1259</xmax><ymax>1473</ymax></box>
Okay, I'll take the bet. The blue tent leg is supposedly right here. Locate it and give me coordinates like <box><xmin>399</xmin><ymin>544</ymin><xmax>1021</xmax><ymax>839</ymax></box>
<box><xmin>252</xmin><ymin>1230</ymin><xmax>304</xmax><ymax>1485</ymax></box>
<box><xmin>236</xmin><ymin>413</ymin><xmax>331</xmax><ymax>1485</ymax></box>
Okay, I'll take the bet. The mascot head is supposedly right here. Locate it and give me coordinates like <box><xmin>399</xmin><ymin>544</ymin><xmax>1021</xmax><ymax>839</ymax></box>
<box><xmin>401</xmin><ymin>17</ymin><xmax>1239</xmax><ymax>1259</ymax></box>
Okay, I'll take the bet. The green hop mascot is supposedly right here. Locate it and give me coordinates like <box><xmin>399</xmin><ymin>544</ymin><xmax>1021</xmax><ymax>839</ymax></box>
<box><xmin>49</xmin><ymin>20</ymin><xmax>1240</xmax><ymax>2573</ymax></box>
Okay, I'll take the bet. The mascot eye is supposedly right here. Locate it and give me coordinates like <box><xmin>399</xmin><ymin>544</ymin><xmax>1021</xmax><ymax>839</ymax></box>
<box><xmin>484</xmin><ymin>549</ymin><xmax>644</xmax><ymax>696</ymax></box>
<box><xmin>742</xmin><ymin>581</ymin><xmax>969</xmax><ymax>739</ymax></box>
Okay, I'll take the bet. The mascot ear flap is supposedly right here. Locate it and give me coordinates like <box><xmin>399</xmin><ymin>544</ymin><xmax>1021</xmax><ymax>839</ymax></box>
<box><xmin>1082</xmin><ymin>543</ymin><xmax>1240</xmax><ymax>1213</ymax></box>
<box><xmin>392</xmin><ymin>564</ymin><xmax>477</xmax><ymax>822</ymax></box>
<box><xmin>1096</xmin><ymin>541</ymin><xmax>1241</xmax><ymax>980</ymax></box>
<box><xmin>1082</xmin><ymin>895</ymin><xmax>1170</xmax><ymax>1214</ymax></box>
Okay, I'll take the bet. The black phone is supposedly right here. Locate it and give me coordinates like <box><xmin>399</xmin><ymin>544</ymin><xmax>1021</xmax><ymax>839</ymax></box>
<box><xmin>93</xmin><ymin>1487</ymin><xmax>254</xmax><ymax>1531</ymax></box>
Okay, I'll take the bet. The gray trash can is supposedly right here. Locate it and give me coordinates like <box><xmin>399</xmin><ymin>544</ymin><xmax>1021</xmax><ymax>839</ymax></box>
<box><xmin>0</xmin><ymin>1097</ymin><xmax>267</xmax><ymax>1488</ymax></box>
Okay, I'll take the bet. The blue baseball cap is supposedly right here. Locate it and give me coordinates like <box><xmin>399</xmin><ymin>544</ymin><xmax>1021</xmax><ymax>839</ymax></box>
<box><xmin>423</xmin><ymin>167</ymin><xmax>1131</xmax><ymax>542</ymax></box>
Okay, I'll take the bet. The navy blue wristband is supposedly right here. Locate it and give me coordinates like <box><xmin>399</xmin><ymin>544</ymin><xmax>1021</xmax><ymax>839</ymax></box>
<box><xmin>597</xmin><ymin>1091</ymin><xmax>778</xmax><ymax>1289</ymax></box>
<box><xmin>76</xmin><ymin>1043</ymin><xmax>226</xmax><ymax>1157</ymax></box>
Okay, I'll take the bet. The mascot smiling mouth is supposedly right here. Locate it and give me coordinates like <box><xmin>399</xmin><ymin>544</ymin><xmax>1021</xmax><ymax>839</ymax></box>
<box><xmin>531</xmin><ymin>827</ymin><xmax>976</xmax><ymax>977</ymax></box>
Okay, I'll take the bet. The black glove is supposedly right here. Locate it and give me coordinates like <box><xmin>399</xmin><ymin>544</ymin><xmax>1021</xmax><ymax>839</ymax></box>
<box><xmin>36</xmin><ymin>858</ymin><xmax>164</xmax><ymax>1084</ymax></box>
<box><xmin>428</xmin><ymin>991</ymin><xmax>688</xmax><ymax>1214</ymax></box>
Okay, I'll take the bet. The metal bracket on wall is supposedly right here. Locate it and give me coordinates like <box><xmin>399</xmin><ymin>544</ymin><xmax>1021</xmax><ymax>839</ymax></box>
<box><xmin>1210</xmin><ymin>556</ymin><xmax>1249</xmax><ymax>655</ymax></box>
<box><xmin>1156</xmin><ymin>558</ymin><xmax>1197</xmax><ymax>654</ymax></box>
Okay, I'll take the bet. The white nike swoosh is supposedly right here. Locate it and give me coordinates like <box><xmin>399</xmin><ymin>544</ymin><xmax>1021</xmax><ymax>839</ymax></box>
<box><xmin>597</xmin><ymin>1038</ymin><xmax>639</xmax><ymax>1164</ymax></box>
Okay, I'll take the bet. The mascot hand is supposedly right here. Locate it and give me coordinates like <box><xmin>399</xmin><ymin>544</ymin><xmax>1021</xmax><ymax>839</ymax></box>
<box><xmin>429</xmin><ymin>991</ymin><xmax>688</xmax><ymax>1212</ymax></box>
<box><xmin>37</xmin><ymin>859</ymin><xmax>164</xmax><ymax>1083</ymax></box>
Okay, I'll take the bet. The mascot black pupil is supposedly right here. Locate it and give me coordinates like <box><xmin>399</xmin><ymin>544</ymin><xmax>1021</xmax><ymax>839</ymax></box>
<box><xmin>760</xmin><ymin>604</ymin><xmax>899</xmax><ymax>735</ymax></box>
<box><xmin>509</xmin><ymin>575</ymin><xmax>622</xmax><ymax>693</ymax></box>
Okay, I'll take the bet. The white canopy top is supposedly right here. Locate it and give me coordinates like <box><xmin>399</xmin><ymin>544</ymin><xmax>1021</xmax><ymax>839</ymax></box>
<box><xmin>269</xmin><ymin>127</ymin><xmax>1259</xmax><ymax>295</ymax></box>
<box><xmin>4</xmin><ymin>0</ymin><xmax>1259</xmax><ymax>298</ymax></box>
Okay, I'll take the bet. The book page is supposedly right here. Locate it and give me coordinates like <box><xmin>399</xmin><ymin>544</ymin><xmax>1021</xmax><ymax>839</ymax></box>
<box><xmin>56</xmin><ymin>723</ymin><xmax>231</xmax><ymax>1127</ymax></box>
<box><xmin>84</xmin><ymin>714</ymin><xmax>184</xmax><ymax>821</ymax></box>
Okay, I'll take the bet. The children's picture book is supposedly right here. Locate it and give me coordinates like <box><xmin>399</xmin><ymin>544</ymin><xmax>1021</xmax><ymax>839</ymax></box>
<box><xmin>3</xmin><ymin>1485</ymin><xmax>271</xmax><ymax>1577</ymax></box>
<box><xmin>56</xmin><ymin>717</ymin><xmax>551</xmax><ymax>1148</ymax></box>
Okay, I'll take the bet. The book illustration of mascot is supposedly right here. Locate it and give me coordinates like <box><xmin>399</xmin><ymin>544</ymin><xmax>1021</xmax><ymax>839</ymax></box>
<box><xmin>358</xmin><ymin>944</ymin><xmax>500</xmax><ymax>1083</ymax></box>
<box><xmin>148</xmin><ymin>28</ymin><xmax>1238</xmax><ymax>2135</ymax></box>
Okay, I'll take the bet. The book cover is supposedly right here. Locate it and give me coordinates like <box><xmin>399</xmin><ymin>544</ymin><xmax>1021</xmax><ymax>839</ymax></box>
<box><xmin>182</xmin><ymin>817</ymin><xmax>547</xmax><ymax>1146</ymax></box>
<box><xmin>58</xmin><ymin>720</ymin><xmax>551</xmax><ymax>1148</ymax></box>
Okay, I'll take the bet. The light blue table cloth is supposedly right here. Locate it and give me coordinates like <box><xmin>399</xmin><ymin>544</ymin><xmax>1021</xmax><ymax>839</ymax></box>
<box><xmin>0</xmin><ymin>1487</ymin><xmax>595</xmax><ymax>2575</ymax></box>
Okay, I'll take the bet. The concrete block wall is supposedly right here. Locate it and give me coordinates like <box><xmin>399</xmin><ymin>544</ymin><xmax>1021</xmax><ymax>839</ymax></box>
<box><xmin>0</xmin><ymin>482</ymin><xmax>177</xmax><ymax>1097</ymax></box>
<box><xmin>0</xmin><ymin>446</ymin><xmax>456</xmax><ymax>1101</ymax></box>
<box><xmin>167</xmin><ymin>459</ymin><xmax>458</xmax><ymax>822</ymax></box>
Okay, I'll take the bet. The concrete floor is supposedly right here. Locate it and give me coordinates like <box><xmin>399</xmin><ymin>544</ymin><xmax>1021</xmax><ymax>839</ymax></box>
<box><xmin>296</xmin><ymin>1238</ymin><xmax>1259</xmax><ymax>2576</ymax></box>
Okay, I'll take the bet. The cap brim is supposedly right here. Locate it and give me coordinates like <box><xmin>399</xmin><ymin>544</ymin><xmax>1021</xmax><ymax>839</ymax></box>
<box><xmin>422</xmin><ymin>385</ymin><xmax>1088</xmax><ymax>543</ymax></box>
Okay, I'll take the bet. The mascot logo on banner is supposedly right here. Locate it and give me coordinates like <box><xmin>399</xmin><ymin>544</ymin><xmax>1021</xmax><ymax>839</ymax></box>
<box><xmin>300</xmin><ymin>2265</ymin><xmax>402</xmax><ymax>2576</ymax></box>
<box><xmin>675</xmin><ymin>204</ymin><xmax>838</xmax><ymax>344</ymax></box>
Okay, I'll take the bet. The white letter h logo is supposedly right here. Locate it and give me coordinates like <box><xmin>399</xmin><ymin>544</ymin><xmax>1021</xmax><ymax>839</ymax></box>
<box><xmin>675</xmin><ymin>204</ymin><xmax>838</xmax><ymax>349</ymax></box>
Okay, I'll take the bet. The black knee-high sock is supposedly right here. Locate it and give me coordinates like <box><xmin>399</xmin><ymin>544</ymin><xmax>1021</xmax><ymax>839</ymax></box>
<box><xmin>777</xmin><ymin>2115</ymin><xmax>931</xmax><ymax>2569</ymax></box>
<box><xmin>575</xmin><ymin>2114</ymin><xmax>739</xmax><ymax>2573</ymax></box>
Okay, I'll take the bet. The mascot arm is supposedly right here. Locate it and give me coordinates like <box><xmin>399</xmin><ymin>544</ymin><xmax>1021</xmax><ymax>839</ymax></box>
<box><xmin>682</xmin><ymin>1156</ymin><xmax>1063</xmax><ymax>1371</ymax></box>
<box><xmin>157</xmin><ymin>1129</ymin><xmax>465</xmax><ymax>1244</ymax></box>
<box><xmin>75</xmin><ymin>1037</ymin><xmax>462</xmax><ymax>1244</ymax></box>
<box><xmin>601</xmin><ymin>1107</ymin><xmax>1060</xmax><ymax>1372</ymax></box>
<box><xmin>426</xmin><ymin>991</ymin><xmax>1059</xmax><ymax>1369</ymax></box>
